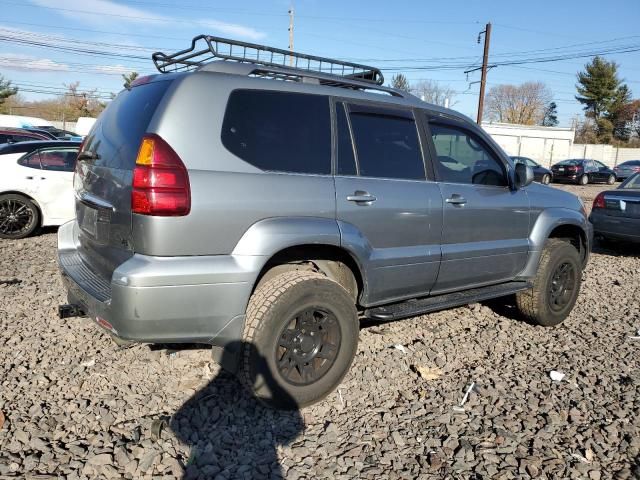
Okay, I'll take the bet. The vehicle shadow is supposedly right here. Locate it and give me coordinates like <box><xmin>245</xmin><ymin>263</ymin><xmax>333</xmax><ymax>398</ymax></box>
<box><xmin>592</xmin><ymin>239</ymin><xmax>640</xmax><ymax>258</ymax></box>
<box><xmin>168</xmin><ymin>341</ymin><xmax>303</xmax><ymax>479</ymax></box>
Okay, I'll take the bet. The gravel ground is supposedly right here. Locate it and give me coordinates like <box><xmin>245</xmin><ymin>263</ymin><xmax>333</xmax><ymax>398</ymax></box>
<box><xmin>1</xmin><ymin>185</ymin><xmax>639</xmax><ymax>479</ymax></box>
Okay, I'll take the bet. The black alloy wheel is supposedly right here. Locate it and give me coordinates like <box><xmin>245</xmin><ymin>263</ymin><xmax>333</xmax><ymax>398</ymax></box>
<box><xmin>548</xmin><ymin>261</ymin><xmax>576</xmax><ymax>312</ymax></box>
<box><xmin>0</xmin><ymin>195</ymin><xmax>39</xmax><ymax>239</ymax></box>
<box><xmin>276</xmin><ymin>307</ymin><xmax>341</xmax><ymax>386</ymax></box>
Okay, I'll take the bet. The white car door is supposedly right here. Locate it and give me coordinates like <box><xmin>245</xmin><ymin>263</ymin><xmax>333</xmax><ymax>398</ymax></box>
<box><xmin>34</xmin><ymin>148</ymin><xmax>77</xmax><ymax>223</ymax></box>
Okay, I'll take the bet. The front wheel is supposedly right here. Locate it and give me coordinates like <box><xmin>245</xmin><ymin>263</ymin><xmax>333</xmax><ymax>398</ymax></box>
<box><xmin>240</xmin><ymin>270</ymin><xmax>359</xmax><ymax>409</ymax></box>
<box><xmin>579</xmin><ymin>174</ymin><xmax>589</xmax><ymax>185</ymax></box>
<box><xmin>541</xmin><ymin>174</ymin><xmax>551</xmax><ymax>185</ymax></box>
<box><xmin>516</xmin><ymin>239</ymin><xmax>582</xmax><ymax>326</ymax></box>
<box><xmin>0</xmin><ymin>194</ymin><xmax>40</xmax><ymax>239</ymax></box>
<box><xmin>607</xmin><ymin>174</ymin><xmax>615</xmax><ymax>185</ymax></box>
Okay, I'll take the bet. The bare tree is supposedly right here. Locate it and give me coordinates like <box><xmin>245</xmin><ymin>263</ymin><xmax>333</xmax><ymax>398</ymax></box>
<box><xmin>410</xmin><ymin>80</ymin><xmax>457</xmax><ymax>107</ymax></box>
<box><xmin>485</xmin><ymin>82</ymin><xmax>552</xmax><ymax>125</ymax></box>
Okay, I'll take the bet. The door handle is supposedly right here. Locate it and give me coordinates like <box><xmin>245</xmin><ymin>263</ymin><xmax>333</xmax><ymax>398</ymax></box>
<box><xmin>445</xmin><ymin>194</ymin><xmax>467</xmax><ymax>206</ymax></box>
<box><xmin>25</xmin><ymin>176</ymin><xmax>34</xmax><ymax>180</ymax></box>
<box><xmin>347</xmin><ymin>192</ymin><xmax>377</xmax><ymax>204</ymax></box>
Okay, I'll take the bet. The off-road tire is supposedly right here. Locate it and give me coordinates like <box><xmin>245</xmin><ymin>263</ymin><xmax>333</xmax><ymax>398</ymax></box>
<box><xmin>579</xmin><ymin>174</ymin><xmax>589</xmax><ymax>185</ymax></box>
<box><xmin>240</xmin><ymin>270</ymin><xmax>359</xmax><ymax>409</ymax></box>
<box><xmin>0</xmin><ymin>194</ymin><xmax>40</xmax><ymax>239</ymax></box>
<box><xmin>516</xmin><ymin>239</ymin><xmax>582</xmax><ymax>326</ymax></box>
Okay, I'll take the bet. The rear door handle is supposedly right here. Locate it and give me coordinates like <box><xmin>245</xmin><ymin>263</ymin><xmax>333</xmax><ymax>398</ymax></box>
<box><xmin>445</xmin><ymin>194</ymin><xmax>467</xmax><ymax>206</ymax></box>
<box><xmin>347</xmin><ymin>192</ymin><xmax>377</xmax><ymax>204</ymax></box>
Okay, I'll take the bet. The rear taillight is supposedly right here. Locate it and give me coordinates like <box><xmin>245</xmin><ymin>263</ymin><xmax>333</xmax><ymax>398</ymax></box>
<box><xmin>592</xmin><ymin>192</ymin><xmax>605</xmax><ymax>210</ymax></box>
<box><xmin>131</xmin><ymin>134</ymin><xmax>190</xmax><ymax>216</ymax></box>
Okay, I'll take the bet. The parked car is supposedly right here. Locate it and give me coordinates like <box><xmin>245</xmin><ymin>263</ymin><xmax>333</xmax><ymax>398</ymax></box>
<box><xmin>57</xmin><ymin>35</ymin><xmax>592</xmax><ymax>409</ymax></box>
<box><xmin>510</xmin><ymin>156</ymin><xmax>553</xmax><ymax>184</ymax></box>
<box><xmin>613</xmin><ymin>160</ymin><xmax>640</xmax><ymax>181</ymax></box>
<box><xmin>0</xmin><ymin>127</ymin><xmax>52</xmax><ymax>144</ymax></box>
<box><xmin>589</xmin><ymin>172</ymin><xmax>640</xmax><ymax>244</ymax></box>
<box><xmin>0</xmin><ymin>140</ymin><xmax>81</xmax><ymax>239</ymax></box>
<box><xmin>37</xmin><ymin>126</ymin><xmax>83</xmax><ymax>141</ymax></box>
<box><xmin>551</xmin><ymin>159</ymin><xmax>616</xmax><ymax>185</ymax></box>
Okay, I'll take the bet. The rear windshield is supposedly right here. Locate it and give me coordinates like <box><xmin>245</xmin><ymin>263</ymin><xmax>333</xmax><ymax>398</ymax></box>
<box><xmin>83</xmin><ymin>80</ymin><xmax>171</xmax><ymax>170</ymax></box>
<box><xmin>619</xmin><ymin>160</ymin><xmax>640</xmax><ymax>167</ymax></box>
<box><xmin>621</xmin><ymin>173</ymin><xmax>640</xmax><ymax>189</ymax></box>
<box><xmin>556</xmin><ymin>159</ymin><xmax>582</xmax><ymax>166</ymax></box>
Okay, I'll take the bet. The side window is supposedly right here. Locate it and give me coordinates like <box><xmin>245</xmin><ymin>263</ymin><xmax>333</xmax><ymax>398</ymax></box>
<box><xmin>348</xmin><ymin>106</ymin><xmax>425</xmax><ymax>180</ymax></box>
<box><xmin>429</xmin><ymin>123</ymin><xmax>507</xmax><ymax>187</ymax></box>
<box><xmin>0</xmin><ymin>134</ymin><xmax>7</xmax><ymax>143</ymax></box>
<box><xmin>595</xmin><ymin>161</ymin><xmax>607</xmax><ymax>169</ymax></box>
<box><xmin>336</xmin><ymin>102</ymin><xmax>356</xmax><ymax>176</ymax></box>
<box><xmin>39</xmin><ymin>149</ymin><xmax>77</xmax><ymax>172</ymax></box>
<box><xmin>18</xmin><ymin>151</ymin><xmax>42</xmax><ymax>169</ymax></box>
<box><xmin>221</xmin><ymin>90</ymin><xmax>331</xmax><ymax>175</ymax></box>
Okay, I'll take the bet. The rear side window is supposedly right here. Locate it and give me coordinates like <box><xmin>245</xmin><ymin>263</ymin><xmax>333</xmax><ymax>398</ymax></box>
<box><xmin>221</xmin><ymin>90</ymin><xmax>331</xmax><ymax>175</ymax></box>
<box><xmin>18</xmin><ymin>151</ymin><xmax>41</xmax><ymax>169</ymax></box>
<box><xmin>84</xmin><ymin>81</ymin><xmax>171</xmax><ymax>170</ymax></box>
<box><xmin>39</xmin><ymin>149</ymin><xmax>78</xmax><ymax>172</ymax></box>
<box><xmin>348</xmin><ymin>106</ymin><xmax>424</xmax><ymax>180</ymax></box>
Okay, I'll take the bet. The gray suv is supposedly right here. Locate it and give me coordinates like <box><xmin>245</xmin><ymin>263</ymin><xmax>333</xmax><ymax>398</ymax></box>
<box><xmin>58</xmin><ymin>36</ymin><xmax>592</xmax><ymax>409</ymax></box>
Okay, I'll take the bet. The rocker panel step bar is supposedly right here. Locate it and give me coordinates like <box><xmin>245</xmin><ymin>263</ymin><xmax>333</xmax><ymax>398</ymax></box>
<box><xmin>365</xmin><ymin>281</ymin><xmax>532</xmax><ymax>321</ymax></box>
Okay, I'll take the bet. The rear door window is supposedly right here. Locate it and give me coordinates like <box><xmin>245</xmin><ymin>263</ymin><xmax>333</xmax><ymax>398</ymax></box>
<box><xmin>221</xmin><ymin>90</ymin><xmax>331</xmax><ymax>175</ymax></box>
<box><xmin>18</xmin><ymin>151</ymin><xmax>42</xmax><ymax>169</ymax></box>
<box><xmin>347</xmin><ymin>105</ymin><xmax>425</xmax><ymax>180</ymax></box>
<box><xmin>39</xmin><ymin>148</ymin><xmax>78</xmax><ymax>172</ymax></box>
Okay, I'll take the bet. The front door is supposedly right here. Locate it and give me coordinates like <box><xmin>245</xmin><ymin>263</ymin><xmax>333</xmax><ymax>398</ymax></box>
<box><xmin>334</xmin><ymin>101</ymin><xmax>443</xmax><ymax>306</ymax></box>
<box><xmin>426</xmin><ymin>118</ymin><xmax>530</xmax><ymax>294</ymax></box>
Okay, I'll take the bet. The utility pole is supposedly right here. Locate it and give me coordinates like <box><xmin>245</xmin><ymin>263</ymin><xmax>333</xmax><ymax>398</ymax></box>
<box><xmin>288</xmin><ymin>6</ymin><xmax>294</xmax><ymax>67</ymax></box>
<box><xmin>476</xmin><ymin>22</ymin><xmax>491</xmax><ymax>125</ymax></box>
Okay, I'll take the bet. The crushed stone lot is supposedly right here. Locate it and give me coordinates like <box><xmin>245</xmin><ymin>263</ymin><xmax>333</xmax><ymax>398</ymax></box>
<box><xmin>1</xmin><ymin>185</ymin><xmax>639</xmax><ymax>479</ymax></box>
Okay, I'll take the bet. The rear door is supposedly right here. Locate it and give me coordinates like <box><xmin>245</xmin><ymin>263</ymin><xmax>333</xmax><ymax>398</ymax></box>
<box><xmin>75</xmin><ymin>80</ymin><xmax>172</xmax><ymax>281</ymax></box>
<box><xmin>36</xmin><ymin>147</ymin><xmax>77</xmax><ymax>222</ymax></box>
<box><xmin>334</xmin><ymin>101</ymin><xmax>443</xmax><ymax>305</ymax></box>
<box><xmin>425</xmin><ymin>116</ymin><xmax>530</xmax><ymax>294</ymax></box>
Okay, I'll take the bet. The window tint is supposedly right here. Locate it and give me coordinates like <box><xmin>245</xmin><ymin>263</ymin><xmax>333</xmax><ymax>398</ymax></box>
<box><xmin>18</xmin><ymin>151</ymin><xmax>41</xmax><ymax>169</ymax></box>
<box><xmin>594</xmin><ymin>161</ymin><xmax>607</xmax><ymax>169</ymax></box>
<box><xmin>430</xmin><ymin>123</ymin><xmax>506</xmax><ymax>186</ymax></box>
<box><xmin>222</xmin><ymin>90</ymin><xmax>331</xmax><ymax>175</ymax></box>
<box><xmin>0</xmin><ymin>134</ymin><xmax>7</xmax><ymax>143</ymax></box>
<box><xmin>348</xmin><ymin>108</ymin><xmax>424</xmax><ymax>180</ymax></box>
<box><xmin>39</xmin><ymin>149</ymin><xmax>78</xmax><ymax>172</ymax></box>
<box><xmin>336</xmin><ymin>102</ymin><xmax>356</xmax><ymax>176</ymax></box>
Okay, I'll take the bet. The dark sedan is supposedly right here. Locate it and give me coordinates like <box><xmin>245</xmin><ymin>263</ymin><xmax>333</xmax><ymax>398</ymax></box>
<box><xmin>510</xmin><ymin>156</ymin><xmax>553</xmax><ymax>184</ymax></box>
<box><xmin>613</xmin><ymin>160</ymin><xmax>640</xmax><ymax>181</ymax></box>
<box><xmin>0</xmin><ymin>127</ymin><xmax>53</xmax><ymax>144</ymax></box>
<box><xmin>590</xmin><ymin>172</ymin><xmax>640</xmax><ymax>243</ymax></box>
<box><xmin>551</xmin><ymin>159</ymin><xmax>616</xmax><ymax>185</ymax></box>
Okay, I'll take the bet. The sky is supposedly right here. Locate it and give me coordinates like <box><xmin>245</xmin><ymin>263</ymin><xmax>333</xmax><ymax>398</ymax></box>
<box><xmin>1</xmin><ymin>0</ymin><xmax>639</xmax><ymax>126</ymax></box>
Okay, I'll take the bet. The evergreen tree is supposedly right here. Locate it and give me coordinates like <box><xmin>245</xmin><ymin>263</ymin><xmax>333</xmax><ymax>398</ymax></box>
<box><xmin>541</xmin><ymin>102</ymin><xmax>559</xmax><ymax>127</ymax></box>
<box><xmin>576</xmin><ymin>56</ymin><xmax>628</xmax><ymax>121</ymax></box>
<box><xmin>0</xmin><ymin>74</ymin><xmax>18</xmax><ymax>107</ymax></box>
<box><xmin>122</xmin><ymin>72</ymin><xmax>139</xmax><ymax>89</ymax></box>
<box><xmin>390</xmin><ymin>73</ymin><xmax>410</xmax><ymax>92</ymax></box>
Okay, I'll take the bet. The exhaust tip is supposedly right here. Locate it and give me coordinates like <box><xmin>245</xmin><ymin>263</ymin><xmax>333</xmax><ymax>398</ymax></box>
<box><xmin>58</xmin><ymin>304</ymin><xmax>86</xmax><ymax>319</ymax></box>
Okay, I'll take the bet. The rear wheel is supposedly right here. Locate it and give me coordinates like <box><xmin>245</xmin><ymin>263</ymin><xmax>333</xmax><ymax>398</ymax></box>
<box><xmin>0</xmin><ymin>194</ymin><xmax>40</xmax><ymax>239</ymax></box>
<box><xmin>579</xmin><ymin>174</ymin><xmax>589</xmax><ymax>185</ymax></box>
<box><xmin>516</xmin><ymin>239</ymin><xmax>582</xmax><ymax>326</ymax></box>
<box><xmin>240</xmin><ymin>270</ymin><xmax>359</xmax><ymax>409</ymax></box>
<box><xmin>607</xmin><ymin>174</ymin><xmax>615</xmax><ymax>185</ymax></box>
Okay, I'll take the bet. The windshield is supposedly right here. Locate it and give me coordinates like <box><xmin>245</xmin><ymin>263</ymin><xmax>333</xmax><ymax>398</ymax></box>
<box><xmin>620</xmin><ymin>173</ymin><xmax>640</xmax><ymax>189</ymax></box>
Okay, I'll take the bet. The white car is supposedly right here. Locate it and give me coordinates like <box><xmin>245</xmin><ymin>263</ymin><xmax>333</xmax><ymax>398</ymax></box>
<box><xmin>0</xmin><ymin>141</ymin><xmax>81</xmax><ymax>239</ymax></box>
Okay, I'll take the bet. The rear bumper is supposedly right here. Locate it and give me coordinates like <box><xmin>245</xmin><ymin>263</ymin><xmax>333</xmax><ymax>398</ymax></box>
<box><xmin>589</xmin><ymin>212</ymin><xmax>640</xmax><ymax>242</ymax></box>
<box><xmin>57</xmin><ymin>221</ymin><xmax>265</xmax><ymax>345</ymax></box>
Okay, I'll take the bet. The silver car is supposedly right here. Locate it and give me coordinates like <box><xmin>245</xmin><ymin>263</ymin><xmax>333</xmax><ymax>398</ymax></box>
<box><xmin>58</xmin><ymin>35</ymin><xmax>592</xmax><ymax>409</ymax></box>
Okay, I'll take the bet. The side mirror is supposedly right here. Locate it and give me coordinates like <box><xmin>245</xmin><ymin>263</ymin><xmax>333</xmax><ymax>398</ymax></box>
<box><xmin>514</xmin><ymin>163</ymin><xmax>534</xmax><ymax>188</ymax></box>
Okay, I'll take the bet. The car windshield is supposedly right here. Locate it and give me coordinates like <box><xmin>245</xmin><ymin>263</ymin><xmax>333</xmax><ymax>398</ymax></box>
<box><xmin>620</xmin><ymin>173</ymin><xmax>640</xmax><ymax>189</ymax></box>
<box><xmin>556</xmin><ymin>159</ymin><xmax>582</xmax><ymax>166</ymax></box>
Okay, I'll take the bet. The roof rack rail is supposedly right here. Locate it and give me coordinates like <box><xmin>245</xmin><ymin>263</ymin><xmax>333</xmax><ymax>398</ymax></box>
<box><xmin>152</xmin><ymin>34</ymin><xmax>384</xmax><ymax>86</ymax></box>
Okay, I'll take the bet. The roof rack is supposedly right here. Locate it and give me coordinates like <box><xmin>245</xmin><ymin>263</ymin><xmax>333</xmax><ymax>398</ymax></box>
<box><xmin>152</xmin><ymin>35</ymin><xmax>384</xmax><ymax>86</ymax></box>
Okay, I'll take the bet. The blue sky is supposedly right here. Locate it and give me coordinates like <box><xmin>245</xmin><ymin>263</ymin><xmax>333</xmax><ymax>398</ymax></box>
<box><xmin>1</xmin><ymin>0</ymin><xmax>639</xmax><ymax>126</ymax></box>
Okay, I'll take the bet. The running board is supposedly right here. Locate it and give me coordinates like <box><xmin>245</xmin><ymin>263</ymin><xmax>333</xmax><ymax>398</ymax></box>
<box><xmin>365</xmin><ymin>281</ymin><xmax>532</xmax><ymax>321</ymax></box>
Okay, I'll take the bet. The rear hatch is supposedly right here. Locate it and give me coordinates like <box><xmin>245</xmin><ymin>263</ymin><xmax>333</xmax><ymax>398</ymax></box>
<box><xmin>601</xmin><ymin>190</ymin><xmax>640</xmax><ymax>219</ymax></box>
<box><xmin>75</xmin><ymin>79</ymin><xmax>172</xmax><ymax>282</ymax></box>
